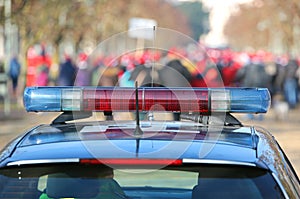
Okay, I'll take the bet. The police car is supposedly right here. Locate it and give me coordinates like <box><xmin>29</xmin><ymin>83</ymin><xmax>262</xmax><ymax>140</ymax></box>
<box><xmin>0</xmin><ymin>86</ymin><xmax>299</xmax><ymax>199</ymax></box>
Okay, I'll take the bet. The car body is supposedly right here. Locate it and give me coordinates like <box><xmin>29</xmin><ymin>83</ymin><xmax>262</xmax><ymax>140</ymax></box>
<box><xmin>0</xmin><ymin>86</ymin><xmax>299</xmax><ymax>199</ymax></box>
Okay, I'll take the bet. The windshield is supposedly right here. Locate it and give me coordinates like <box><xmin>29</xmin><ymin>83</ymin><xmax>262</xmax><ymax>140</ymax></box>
<box><xmin>0</xmin><ymin>165</ymin><xmax>284</xmax><ymax>199</ymax></box>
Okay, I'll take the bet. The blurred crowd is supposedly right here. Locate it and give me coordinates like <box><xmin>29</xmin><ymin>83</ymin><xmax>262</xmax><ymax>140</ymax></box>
<box><xmin>1</xmin><ymin>44</ymin><xmax>300</xmax><ymax>111</ymax></box>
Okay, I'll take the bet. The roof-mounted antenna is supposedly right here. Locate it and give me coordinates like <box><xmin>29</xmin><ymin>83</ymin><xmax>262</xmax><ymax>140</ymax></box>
<box><xmin>134</xmin><ymin>81</ymin><xmax>143</xmax><ymax>136</ymax></box>
<box><xmin>151</xmin><ymin>25</ymin><xmax>156</xmax><ymax>87</ymax></box>
<box><xmin>147</xmin><ymin>25</ymin><xmax>156</xmax><ymax>121</ymax></box>
<box><xmin>134</xmin><ymin>82</ymin><xmax>142</xmax><ymax>157</ymax></box>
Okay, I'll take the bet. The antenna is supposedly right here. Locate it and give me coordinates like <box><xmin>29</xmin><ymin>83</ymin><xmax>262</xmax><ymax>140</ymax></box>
<box><xmin>151</xmin><ymin>25</ymin><xmax>156</xmax><ymax>87</ymax></box>
<box><xmin>134</xmin><ymin>81</ymin><xmax>143</xmax><ymax>136</ymax></box>
<box><xmin>147</xmin><ymin>26</ymin><xmax>156</xmax><ymax>121</ymax></box>
<box><xmin>134</xmin><ymin>81</ymin><xmax>142</xmax><ymax>157</ymax></box>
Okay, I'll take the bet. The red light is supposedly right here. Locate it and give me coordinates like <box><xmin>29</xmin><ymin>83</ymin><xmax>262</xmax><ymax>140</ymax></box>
<box><xmin>80</xmin><ymin>158</ymin><xmax>183</xmax><ymax>166</ymax></box>
<box><xmin>82</xmin><ymin>88</ymin><xmax>209</xmax><ymax>113</ymax></box>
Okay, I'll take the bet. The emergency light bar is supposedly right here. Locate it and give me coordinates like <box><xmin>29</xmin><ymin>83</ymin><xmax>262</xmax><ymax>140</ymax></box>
<box><xmin>23</xmin><ymin>87</ymin><xmax>270</xmax><ymax>113</ymax></box>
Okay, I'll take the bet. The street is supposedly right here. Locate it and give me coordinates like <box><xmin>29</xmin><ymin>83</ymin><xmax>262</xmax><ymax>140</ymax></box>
<box><xmin>0</xmin><ymin>105</ymin><xmax>300</xmax><ymax>177</ymax></box>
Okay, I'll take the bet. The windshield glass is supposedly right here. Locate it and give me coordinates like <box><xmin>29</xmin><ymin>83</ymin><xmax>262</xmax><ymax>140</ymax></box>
<box><xmin>0</xmin><ymin>165</ymin><xmax>284</xmax><ymax>199</ymax></box>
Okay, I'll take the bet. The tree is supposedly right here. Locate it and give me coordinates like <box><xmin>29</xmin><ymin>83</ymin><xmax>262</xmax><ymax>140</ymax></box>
<box><xmin>223</xmin><ymin>0</ymin><xmax>300</xmax><ymax>54</ymax></box>
<box><xmin>176</xmin><ymin>1</ymin><xmax>209</xmax><ymax>41</ymax></box>
<box><xmin>2</xmin><ymin>0</ymin><xmax>191</xmax><ymax>58</ymax></box>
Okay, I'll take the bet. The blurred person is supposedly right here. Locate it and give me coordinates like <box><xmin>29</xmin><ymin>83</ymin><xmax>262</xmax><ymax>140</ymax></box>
<box><xmin>258</xmin><ymin>51</ymin><xmax>277</xmax><ymax>96</ymax></box>
<box><xmin>158</xmin><ymin>59</ymin><xmax>193</xmax><ymax>121</ymax></box>
<box><xmin>118</xmin><ymin>55</ymin><xmax>135</xmax><ymax>87</ymax></box>
<box><xmin>98</xmin><ymin>68</ymin><xmax>119</xmax><ymax>86</ymax></box>
<box><xmin>217</xmin><ymin>51</ymin><xmax>243</xmax><ymax>87</ymax></box>
<box><xmin>98</xmin><ymin>56</ymin><xmax>119</xmax><ymax>86</ymax></box>
<box><xmin>283</xmin><ymin>58</ymin><xmax>299</xmax><ymax>109</ymax></box>
<box><xmin>36</xmin><ymin>44</ymin><xmax>52</xmax><ymax>86</ymax></box>
<box><xmin>158</xmin><ymin>59</ymin><xmax>192</xmax><ymax>87</ymax></box>
<box><xmin>0</xmin><ymin>59</ymin><xmax>6</xmax><ymax>101</ymax></box>
<box><xmin>26</xmin><ymin>44</ymin><xmax>52</xmax><ymax>86</ymax></box>
<box><xmin>272</xmin><ymin>93</ymin><xmax>289</xmax><ymax>121</ymax></box>
<box><xmin>8</xmin><ymin>56</ymin><xmax>21</xmax><ymax>97</ymax></box>
<box><xmin>56</xmin><ymin>55</ymin><xmax>77</xmax><ymax>86</ymax></box>
<box><xmin>199</xmin><ymin>59</ymin><xmax>223</xmax><ymax>88</ymax></box>
<box><xmin>74</xmin><ymin>53</ymin><xmax>92</xmax><ymax>86</ymax></box>
<box><xmin>129</xmin><ymin>63</ymin><xmax>160</xmax><ymax>87</ymax></box>
<box><xmin>264</xmin><ymin>59</ymin><xmax>278</xmax><ymax>97</ymax></box>
<box><xmin>235</xmin><ymin>54</ymin><xmax>271</xmax><ymax>88</ymax></box>
<box><xmin>129</xmin><ymin>51</ymin><xmax>192</xmax><ymax>120</ymax></box>
<box><xmin>36</xmin><ymin>65</ymin><xmax>49</xmax><ymax>86</ymax></box>
<box><xmin>0</xmin><ymin>58</ymin><xmax>4</xmax><ymax>73</ymax></box>
<box><xmin>190</xmin><ymin>55</ymin><xmax>207</xmax><ymax>87</ymax></box>
<box><xmin>235</xmin><ymin>54</ymin><xmax>271</xmax><ymax>120</ymax></box>
<box><xmin>119</xmin><ymin>67</ymin><xmax>135</xmax><ymax>87</ymax></box>
<box><xmin>128</xmin><ymin>50</ymin><xmax>161</xmax><ymax>87</ymax></box>
<box><xmin>273</xmin><ymin>55</ymin><xmax>288</xmax><ymax>95</ymax></box>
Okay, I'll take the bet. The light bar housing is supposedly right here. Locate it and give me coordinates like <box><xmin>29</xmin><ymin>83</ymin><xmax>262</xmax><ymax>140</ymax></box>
<box><xmin>23</xmin><ymin>87</ymin><xmax>271</xmax><ymax>114</ymax></box>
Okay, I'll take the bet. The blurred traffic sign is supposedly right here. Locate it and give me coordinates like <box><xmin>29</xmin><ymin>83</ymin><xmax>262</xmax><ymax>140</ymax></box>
<box><xmin>128</xmin><ymin>17</ymin><xmax>157</xmax><ymax>40</ymax></box>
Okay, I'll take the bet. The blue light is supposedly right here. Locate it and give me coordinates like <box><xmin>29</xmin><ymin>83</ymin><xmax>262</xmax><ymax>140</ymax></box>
<box><xmin>229</xmin><ymin>88</ymin><xmax>271</xmax><ymax>113</ymax></box>
<box><xmin>24</xmin><ymin>87</ymin><xmax>63</xmax><ymax>112</ymax></box>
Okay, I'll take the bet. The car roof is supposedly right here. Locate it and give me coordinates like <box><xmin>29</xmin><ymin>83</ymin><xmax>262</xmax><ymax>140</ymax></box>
<box><xmin>1</xmin><ymin>120</ymin><xmax>266</xmax><ymax>168</ymax></box>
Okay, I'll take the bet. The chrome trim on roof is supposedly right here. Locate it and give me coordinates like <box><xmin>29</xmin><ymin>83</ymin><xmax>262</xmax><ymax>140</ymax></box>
<box><xmin>182</xmin><ymin>159</ymin><xmax>256</xmax><ymax>167</ymax></box>
<box><xmin>6</xmin><ymin>158</ymin><xmax>80</xmax><ymax>166</ymax></box>
<box><xmin>6</xmin><ymin>158</ymin><xmax>256</xmax><ymax>167</ymax></box>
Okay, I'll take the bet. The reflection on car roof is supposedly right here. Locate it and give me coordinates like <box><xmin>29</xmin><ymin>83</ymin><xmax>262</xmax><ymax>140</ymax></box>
<box><xmin>20</xmin><ymin>121</ymin><xmax>256</xmax><ymax>148</ymax></box>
